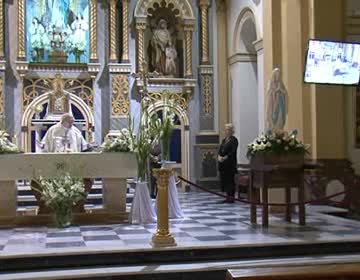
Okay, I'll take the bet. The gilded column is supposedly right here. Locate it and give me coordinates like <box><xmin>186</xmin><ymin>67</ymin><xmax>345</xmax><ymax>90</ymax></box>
<box><xmin>90</xmin><ymin>0</ymin><xmax>98</xmax><ymax>61</ymax></box>
<box><xmin>135</xmin><ymin>22</ymin><xmax>147</xmax><ymax>72</ymax></box>
<box><xmin>199</xmin><ymin>0</ymin><xmax>210</xmax><ymax>64</ymax></box>
<box><xmin>109</xmin><ymin>0</ymin><xmax>118</xmax><ymax>61</ymax></box>
<box><xmin>122</xmin><ymin>0</ymin><xmax>130</xmax><ymax>62</ymax></box>
<box><xmin>184</xmin><ymin>24</ymin><xmax>193</xmax><ymax>77</ymax></box>
<box><xmin>151</xmin><ymin>168</ymin><xmax>176</xmax><ymax>247</ymax></box>
<box><xmin>17</xmin><ymin>0</ymin><xmax>26</xmax><ymax>59</ymax></box>
<box><xmin>0</xmin><ymin>0</ymin><xmax>4</xmax><ymax>58</ymax></box>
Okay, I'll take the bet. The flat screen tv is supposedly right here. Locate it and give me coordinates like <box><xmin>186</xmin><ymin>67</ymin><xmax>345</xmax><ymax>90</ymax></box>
<box><xmin>304</xmin><ymin>39</ymin><xmax>360</xmax><ymax>86</ymax></box>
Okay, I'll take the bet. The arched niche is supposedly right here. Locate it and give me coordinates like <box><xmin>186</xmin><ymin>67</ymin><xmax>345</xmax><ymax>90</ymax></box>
<box><xmin>229</xmin><ymin>7</ymin><xmax>260</xmax><ymax>163</ymax></box>
<box><xmin>233</xmin><ymin>7</ymin><xmax>259</xmax><ymax>55</ymax></box>
<box><xmin>21</xmin><ymin>92</ymin><xmax>94</xmax><ymax>152</ymax></box>
<box><xmin>134</xmin><ymin>0</ymin><xmax>195</xmax><ymax>20</ymax></box>
<box><xmin>134</xmin><ymin>0</ymin><xmax>195</xmax><ymax>79</ymax></box>
<box><xmin>145</xmin><ymin>100</ymin><xmax>190</xmax><ymax>191</ymax></box>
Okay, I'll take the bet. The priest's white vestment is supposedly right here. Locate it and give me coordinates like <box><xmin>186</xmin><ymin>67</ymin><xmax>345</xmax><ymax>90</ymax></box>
<box><xmin>41</xmin><ymin>123</ymin><xmax>88</xmax><ymax>152</ymax></box>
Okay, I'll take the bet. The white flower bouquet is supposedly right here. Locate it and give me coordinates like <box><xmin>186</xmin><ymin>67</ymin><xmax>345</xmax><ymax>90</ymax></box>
<box><xmin>0</xmin><ymin>131</ymin><xmax>20</xmax><ymax>154</ymax></box>
<box><xmin>32</xmin><ymin>173</ymin><xmax>86</xmax><ymax>227</ymax></box>
<box><xmin>247</xmin><ymin>129</ymin><xmax>309</xmax><ymax>158</ymax></box>
<box><xmin>101</xmin><ymin>128</ymin><xmax>134</xmax><ymax>153</ymax></box>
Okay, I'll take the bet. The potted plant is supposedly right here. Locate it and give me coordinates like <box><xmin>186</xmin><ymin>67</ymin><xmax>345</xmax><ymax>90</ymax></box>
<box><xmin>32</xmin><ymin>172</ymin><xmax>86</xmax><ymax>227</ymax></box>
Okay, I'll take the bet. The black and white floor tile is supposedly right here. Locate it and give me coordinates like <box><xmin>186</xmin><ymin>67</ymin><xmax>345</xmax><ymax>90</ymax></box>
<box><xmin>1</xmin><ymin>191</ymin><xmax>360</xmax><ymax>256</ymax></box>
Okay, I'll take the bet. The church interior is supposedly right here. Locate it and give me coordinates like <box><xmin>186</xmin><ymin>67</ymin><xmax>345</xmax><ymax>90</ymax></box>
<box><xmin>1</xmin><ymin>0</ymin><xmax>360</xmax><ymax>279</ymax></box>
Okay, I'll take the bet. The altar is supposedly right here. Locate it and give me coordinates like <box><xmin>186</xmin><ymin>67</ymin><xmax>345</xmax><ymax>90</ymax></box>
<box><xmin>0</xmin><ymin>152</ymin><xmax>136</xmax><ymax>227</ymax></box>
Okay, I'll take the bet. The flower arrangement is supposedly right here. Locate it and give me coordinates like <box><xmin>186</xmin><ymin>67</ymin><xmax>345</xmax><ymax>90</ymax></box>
<box><xmin>101</xmin><ymin>128</ymin><xmax>134</xmax><ymax>153</ymax></box>
<box><xmin>0</xmin><ymin>131</ymin><xmax>20</xmax><ymax>154</ymax></box>
<box><xmin>247</xmin><ymin>129</ymin><xmax>309</xmax><ymax>158</ymax></box>
<box><xmin>32</xmin><ymin>172</ymin><xmax>86</xmax><ymax>227</ymax></box>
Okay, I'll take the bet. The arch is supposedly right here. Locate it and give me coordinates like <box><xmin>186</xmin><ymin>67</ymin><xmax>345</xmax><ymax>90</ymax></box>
<box><xmin>233</xmin><ymin>7</ymin><xmax>259</xmax><ymax>55</ymax></box>
<box><xmin>134</xmin><ymin>0</ymin><xmax>195</xmax><ymax>20</ymax></box>
<box><xmin>145</xmin><ymin>100</ymin><xmax>190</xmax><ymax>191</ymax></box>
<box><xmin>21</xmin><ymin>92</ymin><xmax>94</xmax><ymax>152</ymax></box>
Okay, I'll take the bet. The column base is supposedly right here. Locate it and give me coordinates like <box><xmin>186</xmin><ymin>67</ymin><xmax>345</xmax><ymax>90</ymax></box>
<box><xmin>150</xmin><ymin>233</ymin><xmax>177</xmax><ymax>247</ymax></box>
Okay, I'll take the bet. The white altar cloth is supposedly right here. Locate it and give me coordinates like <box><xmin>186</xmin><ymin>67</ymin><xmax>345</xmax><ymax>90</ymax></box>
<box><xmin>155</xmin><ymin>175</ymin><xmax>184</xmax><ymax>219</ymax></box>
<box><xmin>129</xmin><ymin>181</ymin><xmax>156</xmax><ymax>224</ymax></box>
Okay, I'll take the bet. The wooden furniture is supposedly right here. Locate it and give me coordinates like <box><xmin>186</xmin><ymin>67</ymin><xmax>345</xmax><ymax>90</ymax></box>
<box><xmin>249</xmin><ymin>154</ymin><xmax>305</xmax><ymax>227</ymax></box>
<box><xmin>227</xmin><ymin>263</ymin><xmax>360</xmax><ymax>280</ymax></box>
<box><xmin>0</xmin><ymin>152</ymin><xmax>136</xmax><ymax>226</ymax></box>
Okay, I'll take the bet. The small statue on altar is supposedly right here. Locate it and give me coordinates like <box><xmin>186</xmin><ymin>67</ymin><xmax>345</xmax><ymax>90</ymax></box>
<box><xmin>46</xmin><ymin>74</ymin><xmax>71</xmax><ymax>119</ymax></box>
<box><xmin>265</xmin><ymin>68</ymin><xmax>289</xmax><ymax>131</ymax></box>
<box><xmin>150</xmin><ymin>19</ymin><xmax>177</xmax><ymax>76</ymax></box>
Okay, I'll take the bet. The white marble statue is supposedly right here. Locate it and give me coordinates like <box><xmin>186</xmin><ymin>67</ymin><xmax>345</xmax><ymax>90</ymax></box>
<box><xmin>70</xmin><ymin>13</ymin><xmax>88</xmax><ymax>50</ymax></box>
<box><xmin>47</xmin><ymin>0</ymin><xmax>68</xmax><ymax>28</ymax></box>
<box><xmin>29</xmin><ymin>17</ymin><xmax>47</xmax><ymax>49</ymax></box>
<box><xmin>265</xmin><ymin>68</ymin><xmax>289</xmax><ymax>131</ymax></box>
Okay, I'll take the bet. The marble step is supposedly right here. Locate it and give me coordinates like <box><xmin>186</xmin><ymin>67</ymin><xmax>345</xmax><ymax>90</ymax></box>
<box><xmin>1</xmin><ymin>253</ymin><xmax>360</xmax><ymax>280</ymax></box>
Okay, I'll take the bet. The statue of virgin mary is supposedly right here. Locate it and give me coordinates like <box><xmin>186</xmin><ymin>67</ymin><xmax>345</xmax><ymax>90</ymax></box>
<box><xmin>265</xmin><ymin>68</ymin><xmax>289</xmax><ymax>131</ymax></box>
<box><xmin>47</xmin><ymin>0</ymin><xmax>70</xmax><ymax>28</ymax></box>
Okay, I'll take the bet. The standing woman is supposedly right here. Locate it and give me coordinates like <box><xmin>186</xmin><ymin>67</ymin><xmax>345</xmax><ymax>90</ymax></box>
<box><xmin>218</xmin><ymin>124</ymin><xmax>238</xmax><ymax>203</ymax></box>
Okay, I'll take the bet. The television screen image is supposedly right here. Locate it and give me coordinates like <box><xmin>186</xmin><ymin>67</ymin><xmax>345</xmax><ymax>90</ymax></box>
<box><xmin>304</xmin><ymin>39</ymin><xmax>360</xmax><ymax>85</ymax></box>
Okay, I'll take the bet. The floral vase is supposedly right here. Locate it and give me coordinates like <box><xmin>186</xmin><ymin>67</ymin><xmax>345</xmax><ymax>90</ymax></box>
<box><xmin>53</xmin><ymin>205</ymin><xmax>73</xmax><ymax>228</ymax></box>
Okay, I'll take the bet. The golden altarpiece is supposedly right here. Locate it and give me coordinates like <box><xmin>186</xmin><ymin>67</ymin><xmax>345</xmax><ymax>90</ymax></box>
<box><xmin>0</xmin><ymin>0</ymin><xmax>221</xmax><ymax>191</ymax></box>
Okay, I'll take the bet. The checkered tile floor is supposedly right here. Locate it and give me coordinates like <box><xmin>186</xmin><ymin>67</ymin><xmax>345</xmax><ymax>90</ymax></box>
<box><xmin>1</xmin><ymin>191</ymin><xmax>360</xmax><ymax>256</ymax></box>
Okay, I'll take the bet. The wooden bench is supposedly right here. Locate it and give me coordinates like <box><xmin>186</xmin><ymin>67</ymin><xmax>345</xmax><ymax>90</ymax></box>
<box><xmin>227</xmin><ymin>263</ymin><xmax>360</xmax><ymax>280</ymax></box>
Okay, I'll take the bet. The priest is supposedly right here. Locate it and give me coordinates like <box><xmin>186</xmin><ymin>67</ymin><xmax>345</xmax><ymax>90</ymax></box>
<box><xmin>41</xmin><ymin>113</ymin><xmax>89</xmax><ymax>153</ymax></box>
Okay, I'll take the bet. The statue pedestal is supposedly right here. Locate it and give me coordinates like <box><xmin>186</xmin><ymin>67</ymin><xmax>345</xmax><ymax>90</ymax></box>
<box><xmin>249</xmin><ymin>153</ymin><xmax>306</xmax><ymax>226</ymax></box>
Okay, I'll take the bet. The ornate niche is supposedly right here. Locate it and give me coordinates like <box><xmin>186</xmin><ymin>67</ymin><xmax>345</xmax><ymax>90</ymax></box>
<box><xmin>134</xmin><ymin>0</ymin><xmax>196</xmax><ymax>93</ymax></box>
<box><xmin>21</xmin><ymin>74</ymin><xmax>94</xmax><ymax>152</ymax></box>
<box><xmin>16</xmin><ymin>0</ymin><xmax>100</xmax><ymax>75</ymax></box>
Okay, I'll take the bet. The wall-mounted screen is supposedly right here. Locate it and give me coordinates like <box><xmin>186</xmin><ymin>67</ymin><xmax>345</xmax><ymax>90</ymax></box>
<box><xmin>304</xmin><ymin>39</ymin><xmax>360</xmax><ymax>86</ymax></box>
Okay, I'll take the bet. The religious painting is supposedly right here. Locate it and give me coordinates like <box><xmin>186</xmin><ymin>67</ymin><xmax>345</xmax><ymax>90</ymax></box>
<box><xmin>26</xmin><ymin>0</ymin><xmax>90</xmax><ymax>64</ymax></box>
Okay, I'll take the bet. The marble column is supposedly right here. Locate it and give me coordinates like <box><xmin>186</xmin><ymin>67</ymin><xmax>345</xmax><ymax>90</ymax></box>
<box><xmin>215</xmin><ymin>0</ymin><xmax>228</xmax><ymax>141</ymax></box>
<box><xmin>195</xmin><ymin>1</ymin><xmax>218</xmax><ymax>189</ymax></box>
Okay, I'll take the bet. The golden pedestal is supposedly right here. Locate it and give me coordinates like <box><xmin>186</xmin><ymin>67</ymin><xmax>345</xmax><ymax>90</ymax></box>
<box><xmin>49</xmin><ymin>50</ymin><xmax>68</xmax><ymax>63</ymax></box>
<box><xmin>151</xmin><ymin>167</ymin><xmax>177</xmax><ymax>247</ymax></box>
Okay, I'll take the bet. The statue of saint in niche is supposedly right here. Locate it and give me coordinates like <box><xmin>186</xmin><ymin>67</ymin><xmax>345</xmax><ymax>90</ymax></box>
<box><xmin>46</xmin><ymin>74</ymin><xmax>71</xmax><ymax>119</ymax></box>
<box><xmin>150</xmin><ymin>19</ymin><xmax>178</xmax><ymax>77</ymax></box>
